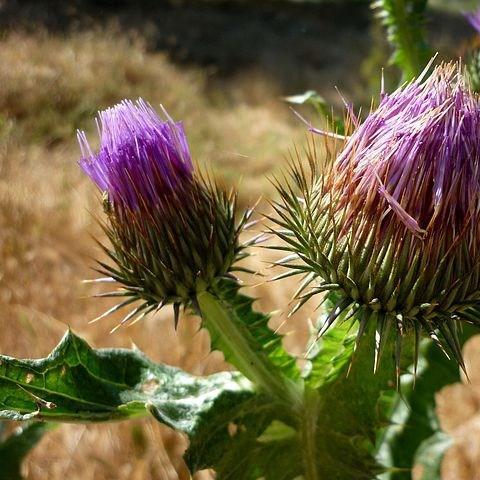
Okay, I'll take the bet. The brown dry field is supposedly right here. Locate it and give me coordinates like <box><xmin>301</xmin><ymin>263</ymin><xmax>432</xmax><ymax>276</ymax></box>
<box><xmin>0</xmin><ymin>17</ymin><xmax>479</xmax><ymax>480</ymax></box>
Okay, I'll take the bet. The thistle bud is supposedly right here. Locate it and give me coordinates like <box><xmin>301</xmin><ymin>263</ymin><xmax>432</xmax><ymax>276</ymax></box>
<box><xmin>272</xmin><ymin>63</ymin><xmax>480</xmax><ymax>373</ymax></box>
<box><xmin>79</xmin><ymin>100</ymin><xmax>247</xmax><ymax>328</ymax></box>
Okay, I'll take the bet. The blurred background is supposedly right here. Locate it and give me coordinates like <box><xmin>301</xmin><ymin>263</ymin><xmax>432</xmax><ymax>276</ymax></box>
<box><xmin>0</xmin><ymin>0</ymin><xmax>479</xmax><ymax>478</ymax></box>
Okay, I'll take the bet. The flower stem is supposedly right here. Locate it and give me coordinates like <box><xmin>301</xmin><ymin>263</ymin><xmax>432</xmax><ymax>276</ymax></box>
<box><xmin>299</xmin><ymin>388</ymin><xmax>320</xmax><ymax>480</ymax></box>
<box><xmin>196</xmin><ymin>290</ymin><xmax>302</xmax><ymax>406</ymax></box>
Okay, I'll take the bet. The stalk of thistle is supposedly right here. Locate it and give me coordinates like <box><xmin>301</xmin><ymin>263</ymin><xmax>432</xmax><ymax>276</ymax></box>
<box><xmin>78</xmin><ymin>99</ymin><xmax>252</xmax><ymax>330</ymax></box>
<box><xmin>270</xmin><ymin>62</ymin><xmax>480</xmax><ymax>378</ymax></box>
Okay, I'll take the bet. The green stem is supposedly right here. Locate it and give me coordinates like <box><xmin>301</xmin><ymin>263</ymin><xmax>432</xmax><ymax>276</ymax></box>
<box><xmin>374</xmin><ymin>0</ymin><xmax>430</xmax><ymax>81</ymax></box>
<box><xmin>300</xmin><ymin>388</ymin><xmax>320</xmax><ymax>480</ymax></box>
<box><xmin>395</xmin><ymin>0</ymin><xmax>418</xmax><ymax>80</ymax></box>
<box><xmin>196</xmin><ymin>291</ymin><xmax>302</xmax><ymax>406</ymax></box>
<box><xmin>307</xmin><ymin>321</ymin><xmax>396</xmax><ymax>479</ymax></box>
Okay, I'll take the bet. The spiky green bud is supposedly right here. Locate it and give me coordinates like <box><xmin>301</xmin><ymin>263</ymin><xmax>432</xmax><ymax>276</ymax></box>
<box><xmin>79</xmin><ymin>100</ymin><xmax>250</xmax><ymax>328</ymax></box>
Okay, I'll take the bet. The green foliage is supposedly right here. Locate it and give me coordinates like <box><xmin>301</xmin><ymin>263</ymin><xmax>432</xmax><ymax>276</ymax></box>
<box><xmin>198</xmin><ymin>284</ymin><xmax>397</xmax><ymax>479</ymax></box>
<box><xmin>0</xmin><ymin>302</ymin><xmax>473</xmax><ymax>479</ymax></box>
<box><xmin>0</xmin><ymin>422</ymin><xmax>54</xmax><ymax>480</ymax></box>
<box><xmin>193</xmin><ymin>301</ymin><xmax>399</xmax><ymax>479</ymax></box>
<box><xmin>184</xmin><ymin>394</ymin><xmax>302</xmax><ymax>480</ymax></box>
<box><xmin>311</xmin><ymin>322</ymin><xmax>396</xmax><ymax>479</ymax></box>
<box><xmin>413</xmin><ymin>432</ymin><xmax>452</xmax><ymax>480</ymax></box>
<box><xmin>0</xmin><ymin>329</ymin><xmax>300</xmax><ymax>478</ymax></box>
<box><xmin>197</xmin><ymin>279</ymin><xmax>301</xmax><ymax>401</ymax></box>
<box><xmin>0</xmin><ymin>285</ymin><xmax>474</xmax><ymax>479</ymax></box>
<box><xmin>304</xmin><ymin>317</ymin><xmax>356</xmax><ymax>390</ymax></box>
<box><xmin>0</xmin><ymin>294</ymin><xmax>399</xmax><ymax>480</ymax></box>
<box><xmin>0</xmin><ymin>330</ymin><xmax>249</xmax><ymax>425</ymax></box>
<box><xmin>284</xmin><ymin>90</ymin><xmax>345</xmax><ymax>135</ymax></box>
<box><xmin>372</xmin><ymin>0</ymin><xmax>431</xmax><ymax>80</ymax></box>
<box><xmin>378</xmin><ymin>325</ymin><xmax>478</xmax><ymax>479</ymax></box>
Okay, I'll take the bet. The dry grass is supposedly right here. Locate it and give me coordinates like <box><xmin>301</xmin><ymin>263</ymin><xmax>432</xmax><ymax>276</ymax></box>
<box><xmin>0</xmin><ymin>28</ymin><xmax>312</xmax><ymax>479</ymax></box>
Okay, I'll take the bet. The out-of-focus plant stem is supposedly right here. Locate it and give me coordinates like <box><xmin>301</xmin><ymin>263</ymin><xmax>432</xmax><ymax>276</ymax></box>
<box><xmin>373</xmin><ymin>0</ymin><xmax>431</xmax><ymax>81</ymax></box>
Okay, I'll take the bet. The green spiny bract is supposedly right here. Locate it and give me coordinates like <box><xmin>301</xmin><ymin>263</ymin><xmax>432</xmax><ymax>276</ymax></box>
<box><xmin>79</xmin><ymin>99</ymin><xmax>252</xmax><ymax>329</ymax></box>
<box><xmin>467</xmin><ymin>48</ymin><xmax>480</xmax><ymax>93</ymax></box>
<box><xmin>270</xmin><ymin>63</ymin><xmax>480</xmax><ymax>377</ymax></box>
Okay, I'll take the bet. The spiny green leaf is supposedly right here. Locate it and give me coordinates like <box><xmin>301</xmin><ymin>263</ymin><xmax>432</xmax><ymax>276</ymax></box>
<box><xmin>300</xmin><ymin>293</ymin><xmax>398</xmax><ymax>479</ymax></box>
<box><xmin>304</xmin><ymin>319</ymin><xmax>356</xmax><ymax>389</ymax></box>
<box><xmin>0</xmin><ymin>422</ymin><xmax>54</xmax><ymax>480</ymax></box>
<box><xmin>304</xmin><ymin>291</ymin><xmax>356</xmax><ymax>389</ymax></box>
<box><xmin>0</xmin><ymin>331</ymin><xmax>308</xmax><ymax>477</ymax></box>
<box><xmin>311</xmin><ymin>322</ymin><xmax>396</xmax><ymax>479</ymax></box>
<box><xmin>0</xmin><ymin>330</ymin><xmax>249</xmax><ymax>424</ymax></box>
<box><xmin>184</xmin><ymin>391</ymin><xmax>302</xmax><ymax>480</ymax></box>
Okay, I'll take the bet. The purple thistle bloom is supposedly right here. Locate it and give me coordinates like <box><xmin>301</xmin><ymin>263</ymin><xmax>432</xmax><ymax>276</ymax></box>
<box><xmin>334</xmin><ymin>62</ymin><xmax>480</xmax><ymax>247</ymax></box>
<box><xmin>466</xmin><ymin>7</ymin><xmax>480</xmax><ymax>34</ymax></box>
<box><xmin>79</xmin><ymin>99</ymin><xmax>246</xmax><ymax>330</ymax></box>
<box><xmin>270</xmin><ymin>61</ymin><xmax>480</xmax><ymax>373</ymax></box>
<box><xmin>78</xmin><ymin>99</ymin><xmax>193</xmax><ymax>210</ymax></box>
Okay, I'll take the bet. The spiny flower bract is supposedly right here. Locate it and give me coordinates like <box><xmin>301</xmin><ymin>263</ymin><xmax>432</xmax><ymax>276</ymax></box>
<box><xmin>270</xmin><ymin>63</ymin><xmax>480</xmax><ymax>376</ymax></box>
<box><xmin>79</xmin><ymin>99</ymin><xmax>252</xmax><ymax>329</ymax></box>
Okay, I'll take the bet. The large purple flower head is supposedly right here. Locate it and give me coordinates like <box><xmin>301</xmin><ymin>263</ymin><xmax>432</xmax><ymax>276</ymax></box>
<box><xmin>79</xmin><ymin>100</ymin><xmax>248</xmax><ymax>329</ymax></box>
<box><xmin>271</xmin><ymin>62</ymin><xmax>480</xmax><ymax>374</ymax></box>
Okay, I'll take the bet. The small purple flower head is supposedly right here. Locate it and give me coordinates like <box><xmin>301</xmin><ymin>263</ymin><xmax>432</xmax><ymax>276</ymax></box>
<box><xmin>466</xmin><ymin>7</ymin><xmax>480</xmax><ymax>34</ymax></box>
<box><xmin>271</xmin><ymin>62</ymin><xmax>480</xmax><ymax>374</ymax></box>
<box><xmin>78</xmin><ymin>99</ymin><xmax>193</xmax><ymax>211</ymax></box>
<box><xmin>79</xmin><ymin>100</ymin><xmax>248</xmax><ymax>329</ymax></box>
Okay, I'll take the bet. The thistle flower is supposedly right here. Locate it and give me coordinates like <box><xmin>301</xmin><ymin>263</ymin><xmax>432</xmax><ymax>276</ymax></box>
<box><xmin>466</xmin><ymin>7</ymin><xmax>480</xmax><ymax>34</ymax></box>
<box><xmin>79</xmin><ymin>100</ymin><xmax>251</xmax><ymax>329</ymax></box>
<box><xmin>271</xmin><ymin>63</ymin><xmax>480</xmax><ymax>375</ymax></box>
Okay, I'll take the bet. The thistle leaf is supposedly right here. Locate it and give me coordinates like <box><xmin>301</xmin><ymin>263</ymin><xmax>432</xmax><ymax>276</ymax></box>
<box><xmin>200</xmin><ymin>279</ymin><xmax>301</xmax><ymax>387</ymax></box>
<box><xmin>0</xmin><ymin>331</ymin><xmax>307</xmax><ymax>477</ymax></box>
<box><xmin>299</xmin><ymin>294</ymin><xmax>397</xmax><ymax>479</ymax></box>
<box><xmin>304</xmin><ymin>316</ymin><xmax>356</xmax><ymax>390</ymax></box>
<box><xmin>0</xmin><ymin>330</ymin><xmax>250</xmax><ymax>424</ymax></box>
<box><xmin>183</xmin><ymin>392</ymin><xmax>302</xmax><ymax>480</ymax></box>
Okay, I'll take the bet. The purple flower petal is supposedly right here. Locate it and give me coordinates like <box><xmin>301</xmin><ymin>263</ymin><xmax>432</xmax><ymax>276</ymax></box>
<box><xmin>78</xmin><ymin>99</ymin><xmax>193</xmax><ymax>210</ymax></box>
<box><xmin>332</xmin><ymin>63</ymin><xmax>480</xmax><ymax>239</ymax></box>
